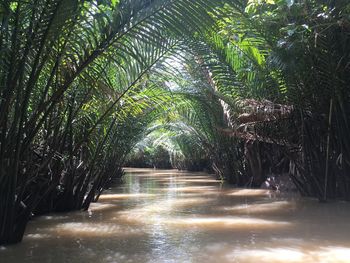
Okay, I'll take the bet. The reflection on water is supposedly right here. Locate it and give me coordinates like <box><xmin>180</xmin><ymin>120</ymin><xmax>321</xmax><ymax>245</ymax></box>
<box><xmin>2</xmin><ymin>168</ymin><xmax>350</xmax><ymax>263</ymax></box>
<box><xmin>218</xmin><ymin>201</ymin><xmax>296</xmax><ymax>214</ymax></box>
<box><xmin>99</xmin><ymin>193</ymin><xmax>159</xmax><ymax>200</ymax></box>
<box><xmin>226</xmin><ymin>189</ymin><xmax>272</xmax><ymax>196</ymax></box>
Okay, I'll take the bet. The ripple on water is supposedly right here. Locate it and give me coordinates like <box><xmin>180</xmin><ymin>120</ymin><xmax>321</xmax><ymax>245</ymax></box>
<box><xmin>227</xmin><ymin>246</ymin><xmax>350</xmax><ymax>263</ymax></box>
<box><xmin>2</xmin><ymin>168</ymin><xmax>350</xmax><ymax>263</ymax></box>
<box><xmin>51</xmin><ymin>222</ymin><xmax>144</xmax><ymax>237</ymax></box>
<box><xmin>217</xmin><ymin>201</ymin><xmax>297</xmax><ymax>214</ymax></box>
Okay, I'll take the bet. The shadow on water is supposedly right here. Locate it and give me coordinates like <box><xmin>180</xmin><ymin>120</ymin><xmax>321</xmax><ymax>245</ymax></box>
<box><xmin>1</xmin><ymin>168</ymin><xmax>350</xmax><ymax>263</ymax></box>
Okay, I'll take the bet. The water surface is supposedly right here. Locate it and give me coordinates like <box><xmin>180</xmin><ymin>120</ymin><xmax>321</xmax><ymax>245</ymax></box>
<box><xmin>2</xmin><ymin>168</ymin><xmax>350</xmax><ymax>262</ymax></box>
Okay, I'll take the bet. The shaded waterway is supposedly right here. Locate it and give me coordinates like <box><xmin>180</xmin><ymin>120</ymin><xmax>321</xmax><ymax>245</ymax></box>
<box><xmin>2</xmin><ymin>168</ymin><xmax>350</xmax><ymax>262</ymax></box>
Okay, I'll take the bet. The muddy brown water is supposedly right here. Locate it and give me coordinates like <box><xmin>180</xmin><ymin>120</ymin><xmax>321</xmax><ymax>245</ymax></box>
<box><xmin>1</xmin><ymin>168</ymin><xmax>350</xmax><ymax>262</ymax></box>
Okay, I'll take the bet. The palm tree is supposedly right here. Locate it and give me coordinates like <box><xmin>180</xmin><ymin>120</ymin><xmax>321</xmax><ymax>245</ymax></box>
<box><xmin>0</xmin><ymin>0</ymin><xmax>236</xmax><ymax>245</ymax></box>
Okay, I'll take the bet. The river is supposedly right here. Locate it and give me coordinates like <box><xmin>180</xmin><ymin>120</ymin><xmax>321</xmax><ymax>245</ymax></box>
<box><xmin>1</xmin><ymin>168</ymin><xmax>350</xmax><ymax>262</ymax></box>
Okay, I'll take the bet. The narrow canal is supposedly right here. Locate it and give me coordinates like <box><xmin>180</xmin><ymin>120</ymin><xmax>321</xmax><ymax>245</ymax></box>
<box><xmin>2</xmin><ymin>168</ymin><xmax>350</xmax><ymax>262</ymax></box>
